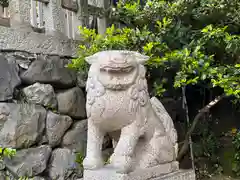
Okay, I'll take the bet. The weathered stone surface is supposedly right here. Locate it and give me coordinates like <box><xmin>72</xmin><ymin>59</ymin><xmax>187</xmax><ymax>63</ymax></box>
<box><xmin>154</xmin><ymin>170</ymin><xmax>196</xmax><ymax>180</ymax></box>
<box><xmin>84</xmin><ymin>168</ymin><xmax>195</xmax><ymax>180</ymax></box>
<box><xmin>62</xmin><ymin>120</ymin><xmax>87</xmax><ymax>153</ymax></box>
<box><xmin>22</xmin><ymin>83</ymin><xmax>58</xmax><ymax>108</ymax></box>
<box><xmin>0</xmin><ymin>103</ymin><xmax>46</xmax><ymax>148</ymax></box>
<box><xmin>48</xmin><ymin>148</ymin><xmax>82</xmax><ymax>179</ymax></box>
<box><xmin>38</xmin><ymin>134</ymin><xmax>49</xmax><ymax>146</ymax></box>
<box><xmin>4</xmin><ymin>145</ymin><xmax>52</xmax><ymax>177</ymax></box>
<box><xmin>46</xmin><ymin>111</ymin><xmax>73</xmax><ymax>147</ymax></box>
<box><xmin>77</xmin><ymin>71</ymin><xmax>87</xmax><ymax>88</ymax></box>
<box><xmin>0</xmin><ymin>26</ymin><xmax>78</xmax><ymax>57</ymax></box>
<box><xmin>0</xmin><ymin>55</ymin><xmax>21</xmax><ymax>101</ymax></box>
<box><xmin>20</xmin><ymin>55</ymin><xmax>77</xmax><ymax>88</ymax></box>
<box><xmin>4</xmin><ymin>51</ymin><xmax>36</xmax><ymax>70</ymax></box>
<box><xmin>57</xmin><ymin>87</ymin><xmax>86</xmax><ymax>119</ymax></box>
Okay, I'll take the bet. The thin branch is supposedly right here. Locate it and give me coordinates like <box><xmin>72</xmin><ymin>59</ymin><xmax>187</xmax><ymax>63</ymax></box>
<box><xmin>181</xmin><ymin>87</ymin><xmax>195</xmax><ymax>170</ymax></box>
<box><xmin>177</xmin><ymin>94</ymin><xmax>226</xmax><ymax>161</ymax></box>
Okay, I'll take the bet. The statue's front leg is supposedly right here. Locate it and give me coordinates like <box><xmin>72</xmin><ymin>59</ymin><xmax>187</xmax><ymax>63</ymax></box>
<box><xmin>110</xmin><ymin>121</ymin><xmax>140</xmax><ymax>173</ymax></box>
<box><xmin>83</xmin><ymin>118</ymin><xmax>105</xmax><ymax>170</ymax></box>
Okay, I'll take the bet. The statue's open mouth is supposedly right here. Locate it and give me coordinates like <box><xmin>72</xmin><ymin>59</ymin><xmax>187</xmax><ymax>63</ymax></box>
<box><xmin>100</xmin><ymin>65</ymin><xmax>134</xmax><ymax>73</ymax></box>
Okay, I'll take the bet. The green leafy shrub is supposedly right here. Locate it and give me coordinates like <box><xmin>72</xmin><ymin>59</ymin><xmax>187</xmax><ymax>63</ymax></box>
<box><xmin>193</xmin><ymin>117</ymin><xmax>222</xmax><ymax>179</ymax></box>
<box><xmin>0</xmin><ymin>148</ymin><xmax>16</xmax><ymax>159</ymax></box>
<box><xmin>69</xmin><ymin>0</ymin><xmax>240</xmax><ymax>99</ymax></box>
<box><xmin>75</xmin><ymin>152</ymin><xmax>85</xmax><ymax>169</ymax></box>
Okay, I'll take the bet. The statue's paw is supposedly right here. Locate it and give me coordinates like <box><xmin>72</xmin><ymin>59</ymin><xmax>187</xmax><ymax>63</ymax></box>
<box><xmin>83</xmin><ymin>156</ymin><xmax>104</xmax><ymax>170</ymax></box>
<box><xmin>110</xmin><ymin>154</ymin><xmax>133</xmax><ymax>174</ymax></box>
<box><xmin>139</xmin><ymin>158</ymin><xmax>157</xmax><ymax>169</ymax></box>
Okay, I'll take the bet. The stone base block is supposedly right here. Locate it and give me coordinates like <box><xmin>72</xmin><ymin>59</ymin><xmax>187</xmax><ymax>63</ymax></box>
<box><xmin>152</xmin><ymin>170</ymin><xmax>196</xmax><ymax>180</ymax></box>
<box><xmin>83</xmin><ymin>161</ymin><xmax>195</xmax><ymax>180</ymax></box>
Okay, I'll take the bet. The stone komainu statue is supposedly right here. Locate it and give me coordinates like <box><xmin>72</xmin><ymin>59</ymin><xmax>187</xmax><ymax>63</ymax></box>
<box><xmin>83</xmin><ymin>50</ymin><xmax>178</xmax><ymax>173</ymax></box>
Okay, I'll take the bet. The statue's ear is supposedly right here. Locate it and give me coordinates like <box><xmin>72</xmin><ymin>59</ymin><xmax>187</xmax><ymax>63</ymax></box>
<box><xmin>134</xmin><ymin>52</ymin><xmax>149</xmax><ymax>64</ymax></box>
<box><xmin>85</xmin><ymin>53</ymin><xmax>98</xmax><ymax>64</ymax></box>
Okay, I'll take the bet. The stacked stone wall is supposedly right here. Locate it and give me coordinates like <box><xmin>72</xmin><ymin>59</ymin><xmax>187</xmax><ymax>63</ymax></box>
<box><xmin>0</xmin><ymin>51</ymin><xmax>90</xmax><ymax>179</ymax></box>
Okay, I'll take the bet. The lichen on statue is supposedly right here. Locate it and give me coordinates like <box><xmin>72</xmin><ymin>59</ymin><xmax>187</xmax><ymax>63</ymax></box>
<box><xmin>83</xmin><ymin>50</ymin><xmax>179</xmax><ymax>174</ymax></box>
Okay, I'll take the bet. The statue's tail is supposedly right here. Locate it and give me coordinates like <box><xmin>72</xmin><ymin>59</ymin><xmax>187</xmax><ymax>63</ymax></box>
<box><xmin>150</xmin><ymin>97</ymin><xmax>178</xmax><ymax>157</ymax></box>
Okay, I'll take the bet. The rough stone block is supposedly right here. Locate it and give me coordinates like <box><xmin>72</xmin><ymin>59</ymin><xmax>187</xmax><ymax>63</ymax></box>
<box><xmin>84</xmin><ymin>162</ymin><xmax>196</xmax><ymax>180</ymax></box>
<box><xmin>0</xmin><ymin>26</ymin><xmax>78</xmax><ymax>56</ymax></box>
<box><xmin>57</xmin><ymin>87</ymin><xmax>86</xmax><ymax>119</ymax></box>
<box><xmin>20</xmin><ymin>55</ymin><xmax>77</xmax><ymax>88</ymax></box>
<box><xmin>0</xmin><ymin>55</ymin><xmax>21</xmax><ymax>101</ymax></box>
<box><xmin>0</xmin><ymin>103</ymin><xmax>46</xmax><ymax>148</ymax></box>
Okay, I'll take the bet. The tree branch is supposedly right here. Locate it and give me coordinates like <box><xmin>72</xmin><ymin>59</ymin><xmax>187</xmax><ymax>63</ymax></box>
<box><xmin>177</xmin><ymin>94</ymin><xmax>226</xmax><ymax>161</ymax></box>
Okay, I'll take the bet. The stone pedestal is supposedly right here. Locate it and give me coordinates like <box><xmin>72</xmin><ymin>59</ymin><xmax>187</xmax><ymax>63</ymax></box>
<box><xmin>83</xmin><ymin>161</ymin><xmax>195</xmax><ymax>180</ymax></box>
<box><xmin>152</xmin><ymin>170</ymin><xmax>196</xmax><ymax>180</ymax></box>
